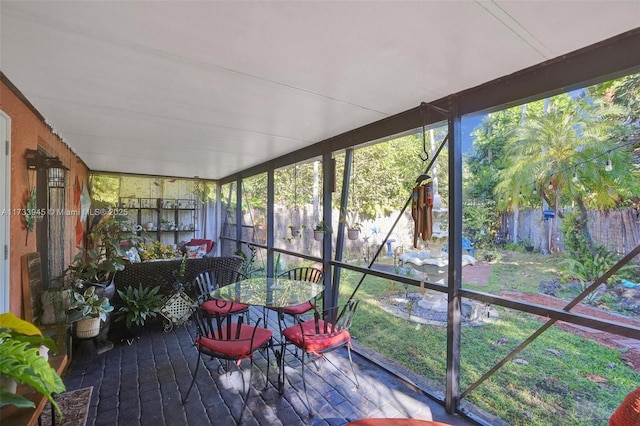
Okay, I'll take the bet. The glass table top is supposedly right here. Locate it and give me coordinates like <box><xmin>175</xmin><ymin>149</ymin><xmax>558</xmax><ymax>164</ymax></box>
<box><xmin>211</xmin><ymin>277</ymin><xmax>324</xmax><ymax>308</ymax></box>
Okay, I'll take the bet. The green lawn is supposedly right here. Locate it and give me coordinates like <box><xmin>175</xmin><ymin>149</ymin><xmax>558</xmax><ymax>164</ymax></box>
<box><xmin>336</xmin><ymin>256</ymin><xmax>639</xmax><ymax>426</ymax></box>
<box><xmin>467</xmin><ymin>250</ymin><xmax>562</xmax><ymax>294</ymax></box>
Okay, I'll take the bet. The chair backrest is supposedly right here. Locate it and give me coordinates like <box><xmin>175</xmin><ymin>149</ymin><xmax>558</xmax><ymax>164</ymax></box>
<box><xmin>336</xmin><ymin>299</ymin><xmax>360</xmax><ymax>331</ymax></box>
<box><xmin>193</xmin><ymin>267</ymin><xmax>247</xmax><ymax>303</ymax></box>
<box><xmin>191</xmin><ymin>307</ymin><xmax>263</xmax><ymax>360</ymax></box>
<box><xmin>307</xmin><ymin>299</ymin><xmax>360</xmax><ymax>336</ymax></box>
<box><xmin>278</xmin><ymin>267</ymin><xmax>323</xmax><ymax>283</ymax></box>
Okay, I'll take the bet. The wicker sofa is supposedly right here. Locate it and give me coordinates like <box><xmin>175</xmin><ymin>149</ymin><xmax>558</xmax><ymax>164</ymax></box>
<box><xmin>113</xmin><ymin>256</ymin><xmax>244</xmax><ymax>297</ymax></box>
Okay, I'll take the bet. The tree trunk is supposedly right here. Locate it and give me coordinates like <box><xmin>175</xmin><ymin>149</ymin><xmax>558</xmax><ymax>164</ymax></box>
<box><xmin>575</xmin><ymin>195</ymin><xmax>596</xmax><ymax>257</ymax></box>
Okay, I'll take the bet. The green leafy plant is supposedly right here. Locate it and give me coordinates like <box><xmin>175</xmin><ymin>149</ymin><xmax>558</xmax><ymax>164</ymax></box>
<box><xmin>314</xmin><ymin>221</ymin><xmax>332</xmax><ymax>232</ymax></box>
<box><xmin>68</xmin><ymin>285</ymin><xmax>114</xmax><ymax>322</ymax></box>
<box><xmin>560</xmin><ymin>212</ymin><xmax>638</xmax><ymax>289</ymax></box>
<box><xmin>0</xmin><ymin>313</ymin><xmax>65</xmax><ymax>414</ymax></box>
<box><xmin>23</xmin><ymin>189</ymin><xmax>38</xmax><ymax>244</ymax></box>
<box><xmin>519</xmin><ymin>236</ymin><xmax>534</xmax><ymax>251</ymax></box>
<box><xmin>173</xmin><ymin>254</ymin><xmax>188</xmax><ymax>287</ymax></box>
<box><xmin>139</xmin><ymin>241</ymin><xmax>179</xmax><ymax>261</ymax></box>
<box><xmin>115</xmin><ymin>285</ymin><xmax>165</xmax><ymax>328</ymax></box>
<box><xmin>64</xmin><ymin>215</ymin><xmax>143</xmax><ymax>284</ymax></box>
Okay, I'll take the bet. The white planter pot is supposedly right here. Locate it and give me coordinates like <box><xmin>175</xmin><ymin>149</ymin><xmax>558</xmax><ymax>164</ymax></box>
<box><xmin>76</xmin><ymin>317</ymin><xmax>101</xmax><ymax>338</ymax></box>
<box><xmin>313</xmin><ymin>231</ymin><xmax>324</xmax><ymax>241</ymax></box>
<box><xmin>0</xmin><ymin>376</ymin><xmax>17</xmax><ymax>394</ymax></box>
<box><xmin>347</xmin><ymin>229</ymin><xmax>360</xmax><ymax>240</ymax></box>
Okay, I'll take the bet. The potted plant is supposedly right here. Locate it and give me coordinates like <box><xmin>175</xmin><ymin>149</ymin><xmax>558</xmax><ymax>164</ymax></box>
<box><xmin>288</xmin><ymin>224</ymin><xmax>305</xmax><ymax>238</ymax></box>
<box><xmin>347</xmin><ymin>223</ymin><xmax>362</xmax><ymax>240</ymax></box>
<box><xmin>114</xmin><ymin>284</ymin><xmax>165</xmax><ymax>330</ymax></box>
<box><xmin>68</xmin><ymin>285</ymin><xmax>114</xmax><ymax>338</ymax></box>
<box><xmin>64</xmin><ymin>215</ymin><xmax>143</xmax><ymax>298</ymax></box>
<box><xmin>520</xmin><ymin>236</ymin><xmax>534</xmax><ymax>252</ymax></box>
<box><xmin>313</xmin><ymin>221</ymin><xmax>328</xmax><ymax>241</ymax></box>
<box><xmin>341</xmin><ymin>211</ymin><xmax>362</xmax><ymax>240</ymax></box>
<box><xmin>0</xmin><ymin>313</ymin><xmax>65</xmax><ymax>415</ymax></box>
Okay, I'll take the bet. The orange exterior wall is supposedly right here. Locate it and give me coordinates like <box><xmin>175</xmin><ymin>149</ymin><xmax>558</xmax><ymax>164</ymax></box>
<box><xmin>1</xmin><ymin>78</ymin><xmax>89</xmax><ymax>317</ymax></box>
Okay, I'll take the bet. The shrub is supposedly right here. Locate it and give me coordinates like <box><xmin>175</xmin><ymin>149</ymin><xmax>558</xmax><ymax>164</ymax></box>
<box><xmin>115</xmin><ymin>285</ymin><xmax>165</xmax><ymax>328</ymax></box>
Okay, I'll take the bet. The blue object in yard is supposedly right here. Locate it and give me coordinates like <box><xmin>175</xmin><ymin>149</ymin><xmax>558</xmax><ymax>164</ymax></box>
<box><xmin>543</xmin><ymin>209</ymin><xmax>555</xmax><ymax>219</ymax></box>
<box><xmin>443</xmin><ymin>237</ymin><xmax>475</xmax><ymax>257</ymax></box>
<box><xmin>385</xmin><ymin>239</ymin><xmax>396</xmax><ymax>257</ymax></box>
<box><xmin>621</xmin><ymin>279</ymin><xmax>639</xmax><ymax>289</ymax></box>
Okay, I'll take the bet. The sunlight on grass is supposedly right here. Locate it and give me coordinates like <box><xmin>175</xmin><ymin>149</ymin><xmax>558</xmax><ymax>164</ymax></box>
<box><xmin>337</xmin><ymin>267</ymin><xmax>640</xmax><ymax>426</ymax></box>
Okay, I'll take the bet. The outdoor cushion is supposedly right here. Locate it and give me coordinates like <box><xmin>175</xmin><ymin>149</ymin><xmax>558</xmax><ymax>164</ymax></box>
<box><xmin>196</xmin><ymin>323</ymin><xmax>272</xmax><ymax>358</ymax></box>
<box><xmin>185</xmin><ymin>244</ymin><xmax>208</xmax><ymax>259</ymax></box>
<box><xmin>189</xmin><ymin>238</ymin><xmax>214</xmax><ymax>253</ymax></box>
<box><xmin>282</xmin><ymin>319</ymin><xmax>350</xmax><ymax>354</ymax></box>
<box><xmin>279</xmin><ymin>301</ymin><xmax>315</xmax><ymax>316</ymax></box>
<box><xmin>609</xmin><ymin>387</ymin><xmax>640</xmax><ymax>426</ymax></box>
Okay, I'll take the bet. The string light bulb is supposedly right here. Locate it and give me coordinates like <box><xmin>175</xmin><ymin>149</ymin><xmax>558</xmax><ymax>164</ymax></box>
<box><xmin>548</xmin><ymin>180</ymin><xmax>553</xmax><ymax>190</ymax></box>
<box><xmin>533</xmin><ymin>186</ymin><xmax>537</xmax><ymax>195</ymax></box>
<box><xmin>572</xmin><ymin>168</ymin><xmax>579</xmax><ymax>183</ymax></box>
<box><xmin>605</xmin><ymin>153</ymin><xmax>613</xmax><ymax>172</ymax></box>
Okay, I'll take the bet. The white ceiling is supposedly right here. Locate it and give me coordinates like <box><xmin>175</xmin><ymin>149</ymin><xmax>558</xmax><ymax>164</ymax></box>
<box><xmin>1</xmin><ymin>1</ymin><xmax>638</xmax><ymax>180</ymax></box>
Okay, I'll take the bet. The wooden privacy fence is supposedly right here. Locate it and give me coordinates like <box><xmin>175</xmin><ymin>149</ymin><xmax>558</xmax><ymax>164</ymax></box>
<box><xmin>504</xmin><ymin>207</ymin><xmax>640</xmax><ymax>259</ymax></box>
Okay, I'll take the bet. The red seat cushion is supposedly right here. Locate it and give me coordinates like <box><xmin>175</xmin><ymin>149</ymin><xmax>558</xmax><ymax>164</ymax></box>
<box><xmin>197</xmin><ymin>323</ymin><xmax>272</xmax><ymax>358</ymax></box>
<box><xmin>274</xmin><ymin>301</ymin><xmax>315</xmax><ymax>316</ymax></box>
<box><xmin>201</xmin><ymin>299</ymin><xmax>249</xmax><ymax>315</ymax></box>
<box><xmin>282</xmin><ymin>319</ymin><xmax>350</xmax><ymax>354</ymax></box>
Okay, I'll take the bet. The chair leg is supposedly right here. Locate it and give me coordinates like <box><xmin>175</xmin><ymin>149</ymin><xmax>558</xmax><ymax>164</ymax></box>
<box><xmin>236</xmin><ymin>359</ymin><xmax>253</xmax><ymax>424</ymax></box>
<box><xmin>182</xmin><ymin>351</ymin><xmax>202</xmax><ymax>403</ymax></box>
<box><xmin>346</xmin><ymin>345</ymin><xmax>360</xmax><ymax>388</ymax></box>
<box><xmin>264</xmin><ymin>340</ymin><xmax>271</xmax><ymax>391</ymax></box>
<box><xmin>300</xmin><ymin>351</ymin><xmax>313</xmax><ymax>418</ymax></box>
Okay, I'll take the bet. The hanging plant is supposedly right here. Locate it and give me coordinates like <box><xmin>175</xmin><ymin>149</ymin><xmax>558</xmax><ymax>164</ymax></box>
<box><xmin>23</xmin><ymin>189</ymin><xmax>38</xmax><ymax>245</ymax></box>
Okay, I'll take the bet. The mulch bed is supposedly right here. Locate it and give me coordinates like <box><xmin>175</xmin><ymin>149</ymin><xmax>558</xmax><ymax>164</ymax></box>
<box><xmin>499</xmin><ymin>292</ymin><xmax>640</xmax><ymax>373</ymax></box>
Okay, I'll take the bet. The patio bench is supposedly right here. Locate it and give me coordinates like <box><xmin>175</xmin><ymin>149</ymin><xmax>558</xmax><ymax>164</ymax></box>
<box><xmin>113</xmin><ymin>256</ymin><xmax>243</xmax><ymax>297</ymax></box>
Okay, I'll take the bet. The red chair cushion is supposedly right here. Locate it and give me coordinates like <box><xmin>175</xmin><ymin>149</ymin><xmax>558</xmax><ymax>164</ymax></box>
<box><xmin>282</xmin><ymin>319</ymin><xmax>350</xmax><ymax>354</ymax></box>
<box><xmin>201</xmin><ymin>299</ymin><xmax>249</xmax><ymax>315</ymax></box>
<box><xmin>278</xmin><ymin>301</ymin><xmax>315</xmax><ymax>316</ymax></box>
<box><xmin>189</xmin><ymin>239</ymin><xmax>214</xmax><ymax>253</ymax></box>
<box><xmin>197</xmin><ymin>323</ymin><xmax>272</xmax><ymax>358</ymax></box>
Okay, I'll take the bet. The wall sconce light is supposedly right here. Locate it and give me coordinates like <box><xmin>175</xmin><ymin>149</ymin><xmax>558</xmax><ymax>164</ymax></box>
<box><xmin>25</xmin><ymin>149</ymin><xmax>69</xmax><ymax>188</ymax></box>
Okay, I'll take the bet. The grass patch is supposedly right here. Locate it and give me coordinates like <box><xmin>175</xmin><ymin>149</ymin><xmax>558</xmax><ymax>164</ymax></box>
<box><xmin>466</xmin><ymin>250</ymin><xmax>562</xmax><ymax>294</ymax></box>
<box><xmin>338</xmin><ymin>268</ymin><xmax>639</xmax><ymax>426</ymax></box>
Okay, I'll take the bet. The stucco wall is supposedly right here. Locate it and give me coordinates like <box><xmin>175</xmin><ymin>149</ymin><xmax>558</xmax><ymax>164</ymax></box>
<box><xmin>1</xmin><ymin>78</ymin><xmax>89</xmax><ymax>317</ymax></box>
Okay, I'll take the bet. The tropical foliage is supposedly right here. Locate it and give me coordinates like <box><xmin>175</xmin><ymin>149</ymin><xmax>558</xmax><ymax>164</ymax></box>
<box><xmin>68</xmin><ymin>285</ymin><xmax>114</xmax><ymax>322</ymax></box>
<box><xmin>466</xmin><ymin>75</ymin><xmax>640</xmax><ymax>251</ymax></box>
<box><xmin>115</xmin><ymin>285</ymin><xmax>165</xmax><ymax>328</ymax></box>
<box><xmin>0</xmin><ymin>313</ymin><xmax>65</xmax><ymax>414</ymax></box>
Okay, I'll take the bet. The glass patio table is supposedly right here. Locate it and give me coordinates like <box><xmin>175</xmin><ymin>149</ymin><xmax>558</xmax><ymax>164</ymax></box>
<box><xmin>210</xmin><ymin>277</ymin><xmax>324</xmax><ymax>309</ymax></box>
<box><xmin>210</xmin><ymin>277</ymin><xmax>324</xmax><ymax>393</ymax></box>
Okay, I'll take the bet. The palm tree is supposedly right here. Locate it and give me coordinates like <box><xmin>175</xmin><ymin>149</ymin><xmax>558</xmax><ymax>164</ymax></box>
<box><xmin>497</xmin><ymin>94</ymin><xmax>637</xmax><ymax>255</ymax></box>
